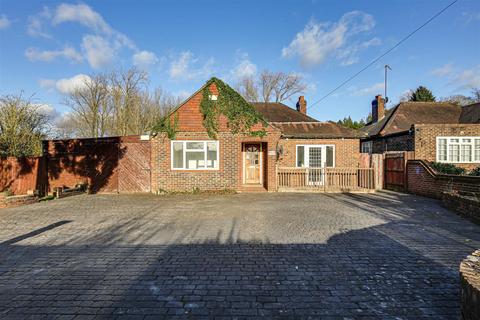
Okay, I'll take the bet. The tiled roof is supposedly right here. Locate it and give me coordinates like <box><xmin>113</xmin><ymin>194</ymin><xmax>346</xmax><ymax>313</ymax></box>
<box><xmin>362</xmin><ymin>102</ymin><xmax>465</xmax><ymax>137</ymax></box>
<box><xmin>272</xmin><ymin>122</ymin><xmax>362</xmax><ymax>139</ymax></box>
<box><xmin>252</xmin><ymin>102</ymin><xmax>318</xmax><ymax>122</ymax></box>
<box><xmin>460</xmin><ymin>102</ymin><xmax>480</xmax><ymax>123</ymax></box>
<box><xmin>252</xmin><ymin>102</ymin><xmax>362</xmax><ymax>138</ymax></box>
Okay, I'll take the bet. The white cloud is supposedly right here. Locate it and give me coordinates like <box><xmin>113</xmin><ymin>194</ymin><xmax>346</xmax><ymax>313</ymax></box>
<box><xmin>337</xmin><ymin>37</ymin><xmax>381</xmax><ymax>66</ymax></box>
<box><xmin>133</xmin><ymin>50</ymin><xmax>159</xmax><ymax>68</ymax></box>
<box><xmin>431</xmin><ymin>63</ymin><xmax>454</xmax><ymax>77</ymax></box>
<box><xmin>170</xmin><ymin>51</ymin><xmax>193</xmax><ymax>79</ymax></box>
<box><xmin>81</xmin><ymin>35</ymin><xmax>115</xmax><ymax>69</ymax></box>
<box><xmin>53</xmin><ymin>3</ymin><xmax>111</xmax><ymax>34</ymax></box>
<box><xmin>169</xmin><ymin>51</ymin><xmax>214</xmax><ymax>81</ymax></box>
<box><xmin>34</xmin><ymin>103</ymin><xmax>62</xmax><ymax>120</ymax></box>
<box><xmin>39</xmin><ymin>79</ymin><xmax>56</xmax><ymax>91</ymax></box>
<box><xmin>27</xmin><ymin>3</ymin><xmax>138</xmax><ymax>68</ymax></box>
<box><xmin>27</xmin><ymin>6</ymin><xmax>52</xmax><ymax>38</ymax></box>
<box><xmin>52</xmin><ymin>3</ymin><xmax>135</xmax><ymax>50</ymax></box>
<box><xmin>282</xmin><ymin>11</ymin><xmax>376</xmax><ymax>67</ymax></box>
<box><xmin>0</xmin><ymin>14</ymin><xmax>11</xmax><ymax>30</ymax></box>
<box><xmin>40</xmin><ymin>74</ymin><xmax>92</xmax><ymax>95</ymax></box>
<box><xmin>431</xmin><ymin>63</ymin><xmax>480</xmax><ymax>91</ymax></box>
<box><xmin>453</xmin><ymin>66</ymin><xmax>480</xmax><ymax>89</ymax></box>
<box><xmin>230</xmin><ymin>52</ymin><xmax>257</xmax><ymax>80</ymax></box>
<box><xmin>25</xmin><ymin>46</ymin><xmax>83</xmax><ymax>63</ymax></box>
<box><xmin>175</xmin><ymin>90</ymin><xmax>191</xmax><ymax>100</ymax></box>
<box><xmin>462</xmin><ymin>11</ymin><xmax>480</xmax><ymax>24</ymax></box>
<box><xmin>56</xmin><ymin>74</ymin><xmax>92</xmax><ymax>94</ymax></box>
<box><xmin>351</xmin><ymin>82</ymin><xmax>384</xmax><ymax>96</ymax></box>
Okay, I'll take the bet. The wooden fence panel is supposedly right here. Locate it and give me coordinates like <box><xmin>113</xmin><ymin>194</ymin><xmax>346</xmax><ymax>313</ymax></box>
<box><xmin>0</xmin><ymin>157</ymin><xmax>43</xmax><ymax>195</ymax></box>
<box><xmin>118</xmin><ymin>141</ymin><xmax>151</xmax><ymax>193</ymax></box>
<box><xmin>277</xmin><ymin>167</ymin><xmax>375</xmax><ymax>192</ymax></box>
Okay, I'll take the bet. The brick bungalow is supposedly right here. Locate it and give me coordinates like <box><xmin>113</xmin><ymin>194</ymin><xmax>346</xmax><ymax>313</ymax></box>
<box><xmin>360</xmin><ymin>96</ymin><xmax>480</xmax><ymax>169</ymax></box>
<box><xmin>151</xmin><ymin>79</ymin><xmax>361</xmax><ymax>193</ymax></box>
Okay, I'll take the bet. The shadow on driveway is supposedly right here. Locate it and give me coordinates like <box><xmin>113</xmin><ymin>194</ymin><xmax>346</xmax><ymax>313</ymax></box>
<box><xmin>0</xmin><ymin>214</ymin><xmax>471</xmax><ymax>318</ymax></box>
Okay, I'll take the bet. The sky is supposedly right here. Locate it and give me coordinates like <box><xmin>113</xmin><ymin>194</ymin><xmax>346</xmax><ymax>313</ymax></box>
<box><xmin>0</xmin><ymin>0</ymin><xmax>479</xmax><ymax>125</ymax></box>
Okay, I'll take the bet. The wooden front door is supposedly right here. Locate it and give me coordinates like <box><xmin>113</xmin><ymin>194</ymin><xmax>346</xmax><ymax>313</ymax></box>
<box><xmin>244</xmin><ymin>143</ymin><xmax>262</xmax><ymax>184</ymax></box>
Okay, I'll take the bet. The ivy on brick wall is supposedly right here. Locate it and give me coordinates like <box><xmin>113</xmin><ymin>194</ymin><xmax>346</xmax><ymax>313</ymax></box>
<box><xmin>200</xmin><ymin>77</ymin><xmax>267</xmax><ymax>139</ymax></box>
<box><xmin>151</xmin><ymin>112</ymin><xmax>178</xmax><ymax>139</ymax></box>
<box><xmin>152</xmin><ymin>77</ymin><xmax>267</xmax><ymax>139</ymax></box>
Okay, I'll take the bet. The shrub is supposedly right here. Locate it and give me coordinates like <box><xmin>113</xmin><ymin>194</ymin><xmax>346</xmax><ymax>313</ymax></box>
<box><xmin>430</xmin><ymin>162</ymin><xmax>466</xmax><ymax>175</ymax></box>
<box><xmin>468</xmin><ymin>166</ymin><xmax>480</xmax><ymax>176</ymax></box>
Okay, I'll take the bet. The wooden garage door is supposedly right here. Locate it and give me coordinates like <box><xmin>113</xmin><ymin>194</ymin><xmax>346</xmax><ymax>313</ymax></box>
<box><xmin>118</xmin><ymin>142</ymin><xmax>151</xmax><ymax>193</ymax></box>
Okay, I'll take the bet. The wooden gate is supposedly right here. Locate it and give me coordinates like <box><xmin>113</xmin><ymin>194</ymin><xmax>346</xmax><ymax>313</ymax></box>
<box><xmin>44</xmin><ymin>136</ymin><xmax>152</xmax><ymax>194</ymax></box>
<box><xmin>384</xmin><ymin>152</ymin><xmax>413</xmax><ymax>191</ymax></box>
<box><xmin>118</xmin><ymin>140</ymin><xmax>151</xmax><ymax>193</ymax></box>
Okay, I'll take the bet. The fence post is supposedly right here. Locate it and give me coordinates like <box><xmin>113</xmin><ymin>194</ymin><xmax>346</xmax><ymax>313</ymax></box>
<box><xmin>323</xmin><ymin>168</ymin><xmax>327</xmax><ymax>192</ymax></box>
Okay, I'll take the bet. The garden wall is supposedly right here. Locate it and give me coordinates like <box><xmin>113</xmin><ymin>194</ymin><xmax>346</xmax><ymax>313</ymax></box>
<box><xmin>407</xmin><ymin>160</ymin><xmax>480</xmax><ymax>199</ymax></box>
<box><xmin>460</xmin><ymin>250</ymin><xmax>480</xmax><ymax>320</ymax></box>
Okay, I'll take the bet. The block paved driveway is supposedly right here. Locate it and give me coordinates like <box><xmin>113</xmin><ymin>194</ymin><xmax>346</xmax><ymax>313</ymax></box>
<box><xmin>1</xmin><ymin>192</ymin><xmax>479</xmax><ymax>319</ymax></box>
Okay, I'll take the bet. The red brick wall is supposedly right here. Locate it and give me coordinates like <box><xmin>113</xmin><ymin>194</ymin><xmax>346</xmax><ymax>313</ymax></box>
<box><xmin>407</xmin><ymin>160</ymin><xmax>480</xmax><ymax>199</ymax></box>
<box><xmin>150</xmin><ymin>131</ymin><xmax>281</xmax><ymax>192</ymax></box>
<box><xmin>414</xmin><ymin>124</ymin><xmax>480</xmax><ymax>170</ymax></box>
<box><xmin>277</xmin><ymin>138</ymin><xmax>360</xmax><ymax>168</ymax></box>
<box><xmin>175</xmin><ymin>83</ymin><xmax>234</xmax><ymax>132</ymax></box>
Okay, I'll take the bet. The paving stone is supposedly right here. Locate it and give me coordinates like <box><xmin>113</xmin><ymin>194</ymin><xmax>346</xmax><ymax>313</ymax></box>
<box><xmin>0</xmin><ymin>192</ymin><xmax>479</xmax><ymax>318</ymax></box>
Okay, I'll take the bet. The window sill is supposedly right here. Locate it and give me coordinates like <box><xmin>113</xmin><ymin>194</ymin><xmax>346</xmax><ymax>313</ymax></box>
<box><xmin>436</xmin><ymin>161</ymin><xmax>480</xmax><ymax>164</ymax></box>
<box><xmin>171</xmin><ymin>169</ymin><xmax>220</xmax><ymax>172</ymax></box>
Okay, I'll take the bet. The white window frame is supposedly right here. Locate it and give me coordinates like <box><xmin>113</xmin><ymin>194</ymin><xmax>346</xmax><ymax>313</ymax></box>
<box><xmin>171</xmin><ymin>140</ymin><xmax>220</xmax><ymax>170</ymax></box>
<box><xmin>295</xmin><ymin>144</ymin><xmax>335</xmax><ymax>168</ymax></box>
<box><xmin>436</xmin><ymin>136</ymin><xmax>480</xmax><ymax>163</ymax></box>
<box><xmin>361</xmin><ymin>141</ymin><xmax>372</xmax><ymax>154</ymax></box>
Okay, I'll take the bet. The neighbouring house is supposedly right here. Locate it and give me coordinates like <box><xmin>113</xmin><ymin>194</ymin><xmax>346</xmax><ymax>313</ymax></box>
<box><xmin>360</xmin><ymin>96</ymin><xmax>480</xmax><ymax>170</ymax></box>
<box><xmin>150</xmin><ymin>78</ymin><xmax>363</xmax><ymax>193</ymax></box>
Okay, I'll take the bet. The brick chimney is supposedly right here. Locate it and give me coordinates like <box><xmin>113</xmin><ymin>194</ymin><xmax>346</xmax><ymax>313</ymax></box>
<box><xmin>371</xmin><ymin>94</ymin><xmax>385</xmax><ymax>123</ymax></box>
<box><xmin>296</xmin><ymin>96</ymin><xmax>307</xmax><ymax>115</ymax></box>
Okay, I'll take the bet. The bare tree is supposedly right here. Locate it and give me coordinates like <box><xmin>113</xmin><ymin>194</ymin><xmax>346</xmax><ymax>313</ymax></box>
<box><xmin>272</xmin><ymin>73</ymin><xmax>307</xmax><ymax>102</ymax></box>
<box><xmin>471</xmin><ymin>88</ymin><xmax>480</xmax><ymax>102</ymax></box>
<box><xmin>259</xmin><ymin>71</ymin><xmax>280</xmax><ymax>102</ymax></box>
<box><xmin>235</xmin><ymin>76</ymin><xmax>259</xmax><ymax>102</ymax></box>
<box><xmin>108</xmin><ymin>67</ymin><xmax>149</xmax><ymax>136</ymax></box>
<box><xmin>439</xmin><ymin>94</ymin><xmax>475</xmax><ymax>106</ymax></box>
<box><xmin>237</xmin><ymin>70</ymin><xmax>306</xmax><ymax>103</ymax></box>
<box><xmin>399</xmin><ymin>90</ymin><xmax>413</xmax><ymax>102</ymax></box>
<box><xmin>62</xmin><ymin>68</ymin><xmax>180</xmax><ymax>138</ymax></box>
<box><xmin>54</xmin><ymin>113</ymin><xmax>79</xmax><ymax>139</ymax></box>
<box><xmin>0</xmin><ymin>94</ymin><xmax>50</xmax><ymax>156</ymax></box>
<box><xmin>133</xmin><ymin>87</ymin><xmax>181</xmax><ymax>135</ymax></box>
<box><xmin>63</xmin><ymin>74</ymin><xmax>110</xmax><ymax>138</ymax></box>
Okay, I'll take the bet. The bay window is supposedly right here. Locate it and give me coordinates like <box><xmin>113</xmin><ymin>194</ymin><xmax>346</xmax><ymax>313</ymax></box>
<box><xmin>436</xmin><ymin>137</ymin><xmax>480</xmax><ymax>163</ymax></box>
<box><xmin>171</xmin><ymin>141</ymin><xmax>219</xmax><ymax>170</ymax></box>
